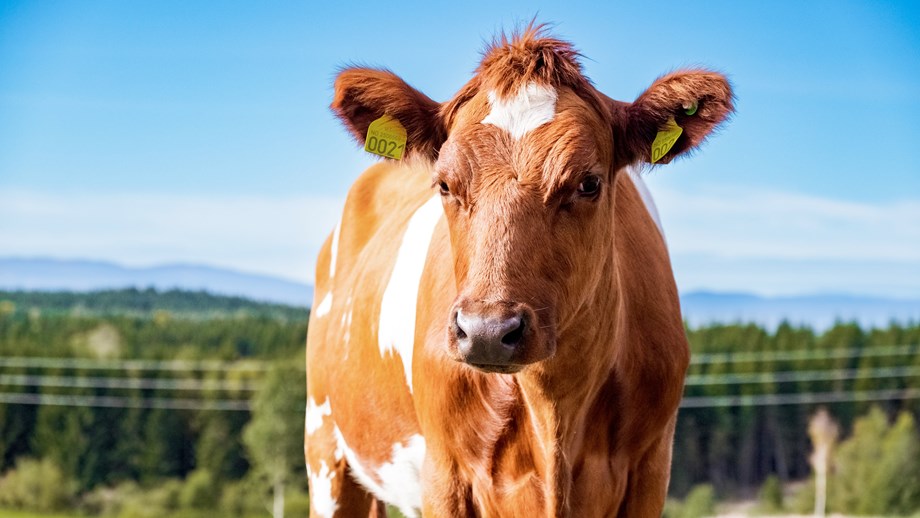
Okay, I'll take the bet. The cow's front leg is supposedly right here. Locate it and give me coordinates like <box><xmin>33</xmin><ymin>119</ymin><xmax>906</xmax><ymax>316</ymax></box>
<box><xmin>617</xmin><ymin>416</ymin><xmax>678</xmax><ymax>518</ymax></box>
<box><xmin>420</xmin><ymin>453</ymin><xmax>476</xmax><ymax>517</ymax></box>
<box><xmin>305</xmin><ymin>413</ymin><xmax>384</xmax><ymax>518</ymax></box>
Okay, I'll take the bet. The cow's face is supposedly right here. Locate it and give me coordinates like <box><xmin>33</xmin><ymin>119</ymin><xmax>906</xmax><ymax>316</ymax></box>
<box><xmin>431</xmin><ymin>85</ymin><xmax>615</xmax><ymax>372</ymax></box>
<box><xmin>332</xmin><ymin>33</ymin><xmax>733</xmax><ymax>374</ymax></box>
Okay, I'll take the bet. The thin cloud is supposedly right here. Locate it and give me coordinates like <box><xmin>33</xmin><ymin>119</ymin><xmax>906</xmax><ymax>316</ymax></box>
<box><xmin>2</xmin><ymin>186</ymin><xmax>918</xmax><ymax>297</ymax></box>
<box><xmin>0</xmin><ymin>189</ymin><xmax>344</xmax><ymax>284</ymax></box>
<box><xmin>653</xmin><ymin>185</ymin><xmax>920</xmax><ymax>262</ymax></box>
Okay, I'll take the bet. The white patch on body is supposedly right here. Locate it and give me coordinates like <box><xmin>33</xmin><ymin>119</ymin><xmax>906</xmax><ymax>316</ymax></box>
<box><xmin>376</xmin><ymin>435</ymin><xmax>427</xmax><ymax>517</ymax></box>
<box><xmin>305</xmin><ymin>396</ymin><xmax>331</xmax><ymax>436</ymax></box>
<box><xmin>315</xmin><ymin>292</ymin><xmax>332</xmax><ymax>317</ymax></box>
<box><xmin>329</xmin><ymin>220</ymin><xmax>342</xmax><ymax>278</ymax></box>
<box><xmin>308</xmin><ymin>460</ymin><xmax>338</xmax><ymax>518</ymax></box>
<box><xmin>334</xmin><ymin>426</ymin><xmax>426</xmax><ymax>518</ymax></box>
<box><xmin>343</xmin><ymin>309</ymin><xmax>353</xmax><ymax>344</ymax></box>
<box><xmin>481</xmin><ymin>82</ymin><xmax>558</xmax><ymax>139</ymax></box>
<box><xmin>626</xmin><ymin>167</ymin><xmax>666</xmax><ymax>240</ymax></box>
<box><xmin>377</xmin><ymin>195</ymin><xmax>443</xmax><ymax>393</ymax></box>
<box><xmin>333</xmin><ymin>436</ymin><xmax>344</xmax><ymax>462</ymax></box>
<box><xmin>313</xmin><ymin>221</ymin><xmax>341</xmax><ymax>319</ymax></box>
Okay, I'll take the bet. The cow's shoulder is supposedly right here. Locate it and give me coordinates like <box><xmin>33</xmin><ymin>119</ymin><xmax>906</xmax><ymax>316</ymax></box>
<box><xmin>308</xmin><ymin>160</ymin><xmax>437</xmax><ymax>382</ymax></box>
<box><xmin>609</xmin><ymin>170</ymin><xmax>689</xmax><ymax>445</ymax></box>
<box><xmin>340</xmin><ymin>160</ymin><xmax>436</xmax><ymax>255</ymax></box>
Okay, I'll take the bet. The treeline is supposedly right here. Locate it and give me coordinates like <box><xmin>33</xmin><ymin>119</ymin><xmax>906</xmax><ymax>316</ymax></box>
<box><xmin>0</xmin><ymin>309</ymin><xmax>307</xmax><ymax>362</ymax></box>
<box><xmin>666</xmin><ymin>405</ymin><xmax>920</xmax><ymax>515</ymax></box>
<box><xmin>672</xmin><ymin>321</ymin><xmax>920</xmax><ymax>498</ymax></box>
<box><xmin>0</xmin><ymin>293</ymin><xmax>309</xmax><ymax>516</ymax></box>
<box><xmin>0</xmin><ymin>288</ymin><xmax>309</xmax><ymax>322</ymax></box>
<box><xmin>0</xmin><ymin>289</ymin><xmax>918</xmax><ymax>515</ymax></box>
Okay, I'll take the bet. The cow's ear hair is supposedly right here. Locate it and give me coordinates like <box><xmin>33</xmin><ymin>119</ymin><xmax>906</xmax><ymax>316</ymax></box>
<box><xmin>610</xmin><ymin>69</ymin><xmax>734</xmax><ymax>168</ymax></box>
<box><xmin>332</xmin><ymin>67</ymin><xmax>446</xmax><ymax>161</ymax></box>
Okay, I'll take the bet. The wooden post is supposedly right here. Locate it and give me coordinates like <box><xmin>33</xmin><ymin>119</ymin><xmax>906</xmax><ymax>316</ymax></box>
<box><xmin>808</xmin><ymin>407</ymin><xmax>839</xmax><ymax>517</ymax></box>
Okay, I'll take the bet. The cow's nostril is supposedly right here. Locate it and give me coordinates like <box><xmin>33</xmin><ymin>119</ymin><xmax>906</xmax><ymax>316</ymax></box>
<box><xmin>454</xmin><ymin>309</ymin><xmax>471</xmax><ymax>341</ymax></box>
<box><xmin>501</xmin><ymin>317</ymin><xmax>525</xmax><ymax>346</ymax></box>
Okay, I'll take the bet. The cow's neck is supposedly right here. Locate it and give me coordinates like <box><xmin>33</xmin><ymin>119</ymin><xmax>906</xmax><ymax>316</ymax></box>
<box><xmin>510</xmin><ymin>266</ymin><xmax>621</xmax><ymax>512</ymax></box>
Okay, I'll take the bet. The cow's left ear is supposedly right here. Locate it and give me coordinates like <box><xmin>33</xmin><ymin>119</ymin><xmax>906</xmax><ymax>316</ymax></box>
<box><xmin>610</xmin><ymin>70</ymin><xmax>734</xmax><ymax>168</ymax></box>
<box><xmin>332</xmin><ymin>67</ymin><xmax>447</xmax><ymax>161</ymax></box>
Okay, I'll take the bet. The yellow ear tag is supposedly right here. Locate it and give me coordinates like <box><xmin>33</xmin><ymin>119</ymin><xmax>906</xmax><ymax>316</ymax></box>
<box><xmin>365</xmin><ymin>115</ymin><xmax>407</xmax><ymax>160</ymax></box>
<box><xmin>650</xmin><ymin>117</ymin><xmax>683</xmax><ymax>163</ymax></box>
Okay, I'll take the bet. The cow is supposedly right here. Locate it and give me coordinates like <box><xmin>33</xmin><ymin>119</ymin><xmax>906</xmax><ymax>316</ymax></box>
<box><xmin>305</xmin><ymin>26</ymin><xmax>733</xmax><ymax>517</ymax></box>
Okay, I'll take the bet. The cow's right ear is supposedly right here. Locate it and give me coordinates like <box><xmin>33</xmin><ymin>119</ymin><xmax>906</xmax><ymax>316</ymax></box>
<box><xmin>332</xmin><ymin>68</ymin><xmax>446</xmax><ymax>161</ymax></box>
<box><xmin>608</xmin><ymin>69</ymin><xmax>734</xmax><ymax>169</ymax></box>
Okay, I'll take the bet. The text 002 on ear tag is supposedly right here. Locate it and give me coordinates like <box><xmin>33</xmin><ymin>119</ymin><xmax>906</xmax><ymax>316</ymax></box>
<box><xmin>650</xmin><ymin>117</ymin><xmax>683</xmax><ymax>163</ymax></box>
<box><xmin>365</xmin><ymin>115</ymin><xmax>407</xmax><ymax>160</ymax></box>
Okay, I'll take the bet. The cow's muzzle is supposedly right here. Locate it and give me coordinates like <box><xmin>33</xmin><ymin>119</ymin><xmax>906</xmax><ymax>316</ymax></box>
<box><xmin>448</xmin><ymin>299</ymin><xmax>554</xmax><ymax>373</ymax></box>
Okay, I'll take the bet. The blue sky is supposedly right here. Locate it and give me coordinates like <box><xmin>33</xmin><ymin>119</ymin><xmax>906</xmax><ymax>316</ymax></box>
<box><xmin>1</xmin><ymin>1</ymin><xmax>918</xmax><ymax>296</ymax></box>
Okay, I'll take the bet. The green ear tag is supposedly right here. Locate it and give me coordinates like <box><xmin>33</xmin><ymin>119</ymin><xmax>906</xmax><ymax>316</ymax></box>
<box><xmin>365</xmin><ymin>115</ymin><xmax>407</xmax><ymax>160</ymax></box>
<box><xmin>683</xmin><ymin>100</ymin><xmax>698</xmax><ymax>116</ymax></box>
<box><xmin>650</xmin><ymin>117</ymin><xmax>683</xmax><ymax>163</ymax></box>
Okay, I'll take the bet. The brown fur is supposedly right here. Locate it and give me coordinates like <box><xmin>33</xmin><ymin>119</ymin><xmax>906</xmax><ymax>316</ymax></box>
<box><xmin>308</xmin><ymin>26</ymin><xmax>733</xmax><ymax>517</ymax></box>
<box><xmin>477</xmin><ymin>24</ymin><xmax>590</xmax><ymax>98</ymax></box>
<box><xmin>332</xmin><ymin>69</ymin><xmax>446</xmax><ymax>160</ymax></box>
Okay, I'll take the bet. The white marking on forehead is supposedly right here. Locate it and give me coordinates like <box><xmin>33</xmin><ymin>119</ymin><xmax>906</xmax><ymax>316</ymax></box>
<box><xmin>329</xmin><ymin>220</ymin><xmax>342</xmax><ymax>278</ymax></box>
<box><xmin>308</xmin><ymin>460</ymin><xmax>338</xmax><ymax>518</ymax></box>
<box><xmin>481</xmin><ymin>82</ymin><xmax>558</xmax><ymax>139</ymax></box>
<box><xmin>305</xmin><ymin>396</ymin><xmax>331</xmax><ymax>435</ymax></box>
<box><xmin>314</xmin><ymin>292</ymin><xmax>332</xmax><ymax>317</ymax></box>
<box><xmin>626</xmin><ymin>167</ymin><xmax>666</xmax><ymax>241</ymax></box>
<box><xmin>334</xmin><ymin>427</ymin><xmax>426</xmax><ymax>518</ymax></box>
<box><xmin>378</xmin><ymin>195</ymin><xmax>443</xmax><ymax>393</ymax></box>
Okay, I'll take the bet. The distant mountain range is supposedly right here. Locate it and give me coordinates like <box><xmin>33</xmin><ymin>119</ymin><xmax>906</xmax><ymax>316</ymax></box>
<box><xmin>1</xmin><ymin>257</ymin><xmax>918</xmax><ymax>329</ymax></box>
<box><xmin>0</xmin><ymin>257</ymin><xmax>312</xmax><ymax>307</ymax></box>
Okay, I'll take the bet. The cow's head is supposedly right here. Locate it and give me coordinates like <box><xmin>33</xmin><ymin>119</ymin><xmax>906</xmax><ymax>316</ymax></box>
<box><xmin>332</xmin><ymin>28</ymin><xmax>733</xmax><ymax>374</ymax></box>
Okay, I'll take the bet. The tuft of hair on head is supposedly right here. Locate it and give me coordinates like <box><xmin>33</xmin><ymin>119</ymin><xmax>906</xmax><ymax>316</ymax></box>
<box><xmin>476</xmin><ymin>21</ymin><xmax>590</xmax><ymax>98</ymax></box>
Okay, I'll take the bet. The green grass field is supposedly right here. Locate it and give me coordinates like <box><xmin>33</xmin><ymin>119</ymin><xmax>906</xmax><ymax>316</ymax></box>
<box><xmin>0</xmin><ymin>511</ymin><xmax>234</xmax><ymax>518</ymax></box>
<box><xmin>0</xmin><ymin>510</ymin><xmax>87</xmax><ymax>518</ymax></box>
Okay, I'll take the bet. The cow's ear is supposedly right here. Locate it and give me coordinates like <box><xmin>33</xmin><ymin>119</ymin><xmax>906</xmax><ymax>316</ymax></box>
<box><xmin>332</xmin><ymin>67</ymin><xmax>446</xmax><ymax>161</ymax></box>
<box><xmin>610</xmin><ymin>70</ymin><xmax>734</xmax><ymax>168</ymax></box>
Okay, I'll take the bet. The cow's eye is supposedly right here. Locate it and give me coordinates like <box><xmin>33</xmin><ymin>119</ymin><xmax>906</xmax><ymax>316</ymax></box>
<box><xmin>577</xmin><ymin>175</ymin><xmax>602</xmax><ymax>197</ymax></box>
<box><xmin>438</xmin><ymin>181</ymin><xmax>450</xmax><ymax>196</ymax></box>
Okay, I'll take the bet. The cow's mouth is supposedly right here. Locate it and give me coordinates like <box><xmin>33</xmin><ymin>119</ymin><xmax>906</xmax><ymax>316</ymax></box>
<box><xmin>467</xmin><ymin>362</ymin><xmax>525</xmax><ymax>374</ymax></box>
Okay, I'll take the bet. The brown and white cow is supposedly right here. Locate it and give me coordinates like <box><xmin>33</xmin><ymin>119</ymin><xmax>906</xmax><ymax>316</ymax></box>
<box><xmin>305</xmin><ymin>27</ymin><xmax>733</xmax><ymax>517</ymax></box>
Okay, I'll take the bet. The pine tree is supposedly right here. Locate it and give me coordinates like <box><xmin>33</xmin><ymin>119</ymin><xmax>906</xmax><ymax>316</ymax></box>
<box><xmin>866</xmin><ymin>411</ymin><xmax>920</xmax><ymax>513</ymax></box>
<box><xmin>242</xmin><ymin>363</ymin><xmax>306</xmax><ymax>518</ymax></box>
<box><xmin>832</xmin><ymin>406</ymin><xmax>920</xmax><ymax>514</ymax></box>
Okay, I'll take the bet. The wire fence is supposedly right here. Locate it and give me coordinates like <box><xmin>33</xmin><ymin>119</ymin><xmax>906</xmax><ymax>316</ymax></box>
<box><xmin>684</xmin><ymin>365</ymin><xmax>920</xmax><ymax>386</ymax></box>
<box><xmin>0</xmin><ymin>344</ymin><xmax>917</xmax><ymax>410</ymax></box>
<box><xmin>691</xmin><ymin>344</ymin><xmax>919</xmax><ymax>365</ymax></box>
<box><xmin>0</xmin><ymin>392</ymin><xmax>251</xmax><ymax>411</ymax></box>
<box><xmin>0</xmin><ymin>374</ymin><xmax>259</xmax><ymax>391</ymax></box>
<box><xmin>0</xmin><ymin>356</ymin><xmax>268</xmax><ymax>372</ymax></box>
<box><xmin>680</xmin><ymin>388</ymin><xmax>920</xmax><ymax>408</ymax></box>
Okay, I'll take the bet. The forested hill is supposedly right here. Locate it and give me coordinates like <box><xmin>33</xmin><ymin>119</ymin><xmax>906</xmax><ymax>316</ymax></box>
<box><xmin>0</xmin><ymin>288</ymin><xmax>309</xmax><ymax>322</ymax></box>
<box><xmin>0</xmin><ymin>289</ymin><xmax>919</xmax><ymax>513</ymax></box>
<box><xmin>0</xmin><ymin>257</ymin><xmax>312</xmax><ymax>306</ymax></box>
